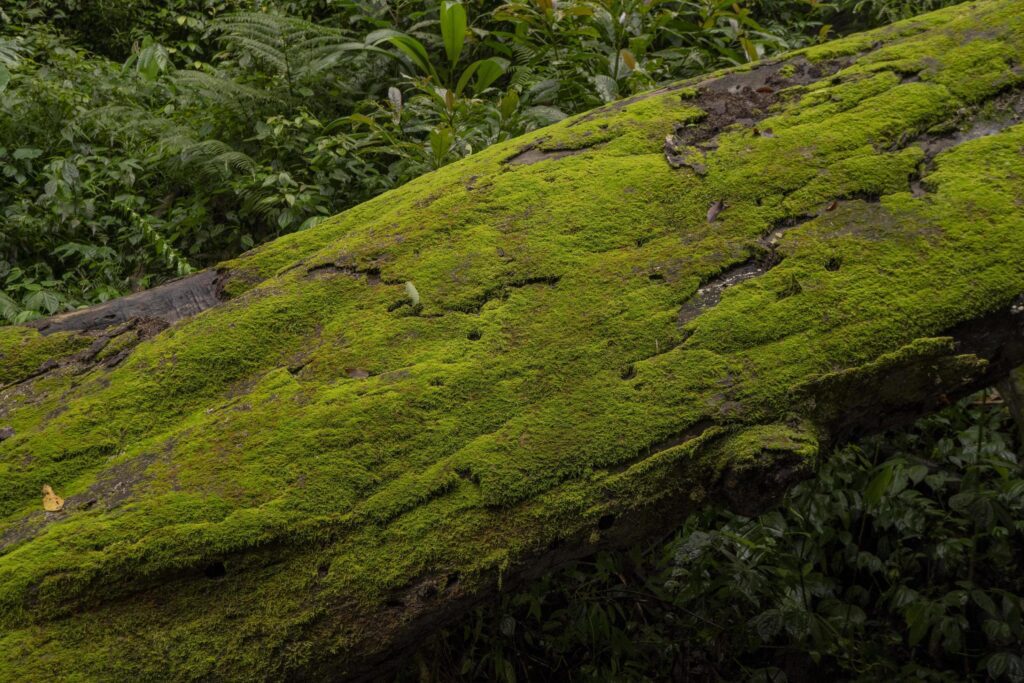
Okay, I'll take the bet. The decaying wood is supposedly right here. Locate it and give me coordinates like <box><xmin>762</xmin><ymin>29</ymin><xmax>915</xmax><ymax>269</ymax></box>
<box><xmin>27</xmin><ymin>269</ymin><xmax>224</xmax><ymax>335</ymax></box>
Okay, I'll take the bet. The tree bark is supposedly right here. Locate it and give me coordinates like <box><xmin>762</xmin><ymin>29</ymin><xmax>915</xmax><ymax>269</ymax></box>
<box><xmin>2</xmin><ymin>1</ymin><xmax>1024</xmax><ymax>679</ymax></box>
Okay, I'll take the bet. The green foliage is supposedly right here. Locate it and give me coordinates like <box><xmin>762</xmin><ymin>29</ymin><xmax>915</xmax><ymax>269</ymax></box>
<box><xmin>409</xmin><ymin>393</ymin><xmax>1024</xmax><ymax>681</ymax></box>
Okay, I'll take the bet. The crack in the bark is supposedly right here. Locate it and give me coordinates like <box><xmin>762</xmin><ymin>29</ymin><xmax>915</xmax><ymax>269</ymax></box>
<box><xmin>305</xmin><ymin>263</ymin><xmax>384</xmax><ymax>285</ymax></box>
<box><xmin>504</xmin><ymin>138</ymin><xmax>593</xmax><ymax>166</ymax></box>
<box><xmin>675</xmin><ymin>194</ymin><xmax>884</xmax><ymax>329</ymax></box>
<box><xmin>908</xmin><ymin>86</ymin><xmax>1024</xmax><ymax>195</ymax></box>
<box><xmin>0</xmin><ymin>318</ymin><xmax>169</xmax><ymax>391</ymax></box>
<box><xmin>677</xmin><ymin>260</ymin><xmax>768</xmax><ymax>326</ymax></box>
<box><xmin>451</xmin><ymin>275</ymin><xmax>561</xmax><ymax>315</ymax></box>
<box><xmin>603</xmin><ymin>419</ymin><xmax>719</xmax><ymax>477</ymax></box>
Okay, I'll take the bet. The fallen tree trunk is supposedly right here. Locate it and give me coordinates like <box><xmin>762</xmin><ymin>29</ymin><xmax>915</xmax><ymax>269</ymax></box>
<box><xmin>2</xmin><ymin>1</ymin><xmax>1024</xmax><ymax>678</ymax></box>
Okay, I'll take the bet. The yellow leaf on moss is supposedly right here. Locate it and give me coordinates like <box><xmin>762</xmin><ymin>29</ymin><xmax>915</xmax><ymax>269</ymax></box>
<box><xmin>42</xmin><ymin>485</ymin><xmax>64</xmax><ymax>512</ymax></box>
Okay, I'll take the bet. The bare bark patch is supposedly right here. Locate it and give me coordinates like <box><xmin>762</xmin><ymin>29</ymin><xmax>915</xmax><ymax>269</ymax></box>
<box><xmin>29</xmin><ymin>270</ymin><xmax>224</xmax><ymax>336</ymax></box>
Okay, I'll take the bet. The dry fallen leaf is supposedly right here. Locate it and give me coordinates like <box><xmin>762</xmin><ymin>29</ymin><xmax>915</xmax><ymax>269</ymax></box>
<box><xmin>42</xmin><ymin>484</ymin><xmax>64</xmax><ymax>512</ymax></box>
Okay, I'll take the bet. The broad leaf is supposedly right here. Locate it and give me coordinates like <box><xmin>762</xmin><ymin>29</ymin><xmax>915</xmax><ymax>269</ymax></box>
<box><xmin>440</xmin><ymin>2</ymin><xmax>467</xmax><ymax>68</ymax></box>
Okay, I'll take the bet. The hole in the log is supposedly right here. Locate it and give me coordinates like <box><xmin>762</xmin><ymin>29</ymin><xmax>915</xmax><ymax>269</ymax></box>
<box><xmin>287</xmin><ymin>361</ymin><xmax>310</xmax><ymax>376</ymax></box>
<box><xmin>204</xmin><ymin>561</ymin><xmax>227</xmax><ymax>579</ymax></box>
<box><xmin>621</xmin><ymin>365</ymin><xmax>637</xmax><ymax>380</ymax></box>
<box><xmin>648</xmin><ymin>273</ymin><xmax>665</xmax><ymax>281</ymax></box>
<box><xmin>385</xmin><ymin>597</ymin><xmax>404</xmax><ymax>609</ymax></box>
<box><xmin>598</xmin><ymin>514</ymin><xmax>616</xmax><ymax>530</ymax></box>
<box><xmin>317</xmin><ymin>563</ymin><xmax>330</xmax><ymax>579</ymax></box>
<box><xmin>825</xmin><ymin>256</ymin><xmax>842</xmax><ymax>272</ymax></box>
<box><xmin>445</xmin><ymin>572</ymin><xmax>460</xmax><ymax>590</ymax></box>
<box><xmin>467</xmin><ymin>329</ymin><xmax>482</xmax><ymax>341</ymax></box>
<box><xmin>678</xmin><ymin>260</ymin><xmax>767</xmax><ymax>326</ymax></box>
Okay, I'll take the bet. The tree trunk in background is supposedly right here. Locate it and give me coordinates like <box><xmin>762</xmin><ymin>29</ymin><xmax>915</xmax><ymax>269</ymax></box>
<box><xmin>2</xmin><ymin>1</ymin><xmax>1024</xmax><ymax>679</ymax></box>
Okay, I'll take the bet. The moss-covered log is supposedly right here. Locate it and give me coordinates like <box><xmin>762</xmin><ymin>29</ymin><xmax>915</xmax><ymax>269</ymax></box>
<box><xmin>3</xmin><ymin>1</ymin><xmax>1024</xmax><ymax>678</ymax></box>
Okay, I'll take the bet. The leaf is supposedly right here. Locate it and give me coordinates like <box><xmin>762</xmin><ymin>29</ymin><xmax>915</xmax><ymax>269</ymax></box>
<box><xmin>456</xmin><ymin>57</ymin><xmax>506</xmax><ymax>96</ymax></box>
<box><xmin>593</xmin><ymin>74</ymin><xmax>618</xmax><ymax>103</ymax></box>
<box><xmin>905</xmin><ymin>602</ymin><xmax>932</xmax><ymax>646</ymax></box>
<box><xmin>527</xmin><ymin>79</ymin><xmax>560</xmax><ymax>104</ymax></box>
<box><xmin>440</xmin><ymin>1</ymin><xmax>467</xmax><ymax>68</ymax></box>
<box><xmin>0</xmin><ymin>64</ymin><xmax>9</xmax><ymax>93</ymax></box>
<box><xmin>499</xmin><ymin>90</ymin><xmax>519</xmax><ymax>119</ymax></box>
<box><xmin>619</xmin><ymin>48</ymin><xmax>637</xmax><ymax>70</ymax></box>
<box><xmin>454</xmin><ymin>61</ymin><xmax>480</xmax><ymax>97</ymax></box>
<box><xmin>740</xmin><ymin>36</ymin><xmax>760</xmax><ymax>62</ymax></box>
<box><xmin>13</xmin><ymin>148</ymin><xmax>42</xmax><ymax>160</ymax></box>
<box><xmin>971</xmin><ymin>589</ymin><xmax>998</xmax><ymax>616</ymax></box>
<box><xmin>522</xmin><ymin>106</ymin><xmax>566</xmax><ymax>125</ymax></box>
<box><xmin>753</xmin><ymin>609</ymin><xmax>783</xmax><ymax>641</ymax></box>
<box><xmin>864</xmin><ymin>463</ymin><xmax>894</xmax><ymax>506</ymax></box>
<box><xmin>0</xmin><ymin>291</ymin><xmax>20</xmax><ymax>321</ymax></box>
<box><xmin>387</xmin><ymin>35</ymin><xmax>439</xmax><ymax>82</ymax></box>
<box><xmin>388</xmin><ymin>86</ymin><xmax>403</xmax><ymax>121</ymax></box>
<box><xmin>366</xmin><ymin>28</ymin><xmax>404</xmax><ymax>44</ymax></box>
<box><xmin>404</xmin><ymin>281</ymin><xmax>421</xmax><ymax>306</ymax></box>
<box><xmin>42</xmin><ymin>485</ymin><xmax>64</xmax><ymax>512</ymax></box>
<box><xmin>24</xmin><ymin>289</ymin><xmax>61</xmax><ymax>315</ymax></box>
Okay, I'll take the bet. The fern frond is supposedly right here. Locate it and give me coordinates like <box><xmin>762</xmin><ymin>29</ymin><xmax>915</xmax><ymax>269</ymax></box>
<box><xmin>0</xmin><ymin>38</ymin><xmax>21</xmax><ymax>67</ymax></box>
<box><xmin>220</xmin><ymin>35</ymin><xmax>289</xmax><ymax>74</ymax></box>
<box><xmin>118</xmin><ymin>207</ymin><xmax>194</xmax><ymax>277</ymax></box>
<box><xmin>170</xmin><ymin>70</ymin><xmax>276</xmax><ymax>106</ymax></box>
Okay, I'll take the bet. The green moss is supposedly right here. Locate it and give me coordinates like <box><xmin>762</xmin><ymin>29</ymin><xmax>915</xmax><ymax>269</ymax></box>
<box><xmin>0</xmin><ymin>326</ymin><xmax>90</xmax><ymax>386</ymax></box>
<box><xmin>2</xmin><ymin>1</ymin><xmax>1024</xmax><ymax>678</ymax></box>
